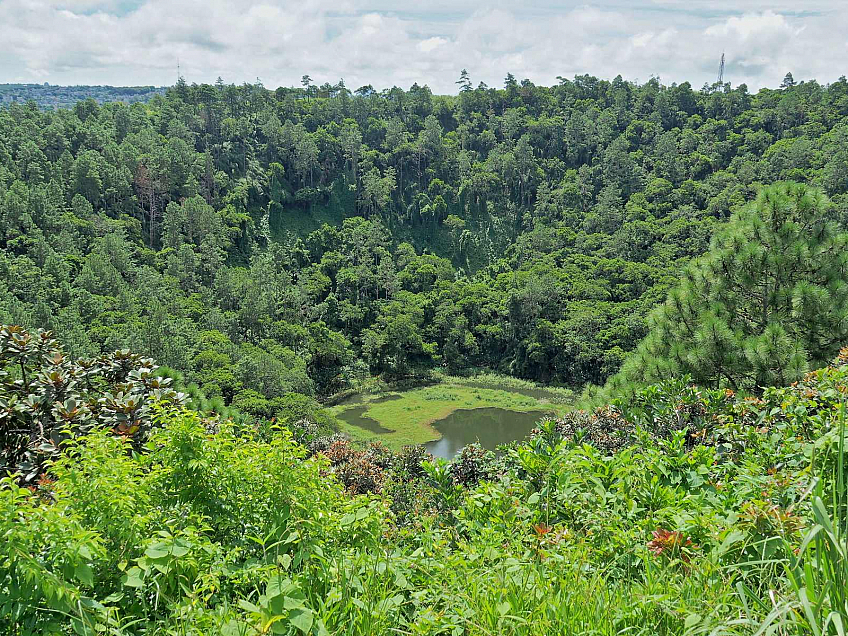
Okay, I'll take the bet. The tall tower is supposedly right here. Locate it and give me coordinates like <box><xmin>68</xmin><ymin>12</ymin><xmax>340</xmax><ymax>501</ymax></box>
<box><xmin>717</xmin><ymin>52</ymin><xmax>725</xmax><ymax>84</ymax></box>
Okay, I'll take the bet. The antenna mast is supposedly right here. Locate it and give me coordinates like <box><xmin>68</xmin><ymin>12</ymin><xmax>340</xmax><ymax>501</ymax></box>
<box><xmin>717</xmin><ymin>52</ymin><xmax>725</xmax><ymax>84</ymax></box>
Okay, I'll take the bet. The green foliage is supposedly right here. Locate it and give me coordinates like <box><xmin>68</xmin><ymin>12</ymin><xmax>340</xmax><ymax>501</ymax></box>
<box><xmin>5</xmin><ymin>72</ymin><xmax>848</xmax><ymax>633</ymax></box>
<box><xmin>7</xmin><ymin>75</ymin><xmax>848</xmax><ymax>394</ymax></box>
<box><xmin>0</xmin><ymin>476</ymin><xmax>106</xmax><ymax>635</ymax></box>
<box><xmin>609</xmin><ymin>182</ymin><xmax>848</xmax><ymax>399</ymax></box>
<box><xmin>2</xmin><ymin>334</ymin><xmax>848</xmax><ymax>633</ymax></box>
<box><xmin>749</xmin><ymin>404</ymin><xmax>848</xmax><ymax>635</ymax></box>
<box><xmin>0</xmin><ymin>325</ymin><xmax>186</xmax><ymax>482</ymax></box>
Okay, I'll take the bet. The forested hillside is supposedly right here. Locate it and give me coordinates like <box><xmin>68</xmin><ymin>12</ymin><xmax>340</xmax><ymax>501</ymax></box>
<box><xmin>3</xmin><ymin>74</ymin><xmax>848</xmax><ymax>410</ymax></box>
<box><xmin>0</xmin><ymin>84</ymin><xmax>167</xmax><ymax>109</ymax></box>
<box><xmin>4</xmin><ymin>72</ymin><xmax>848</xmax><ymax>635</ymax></box>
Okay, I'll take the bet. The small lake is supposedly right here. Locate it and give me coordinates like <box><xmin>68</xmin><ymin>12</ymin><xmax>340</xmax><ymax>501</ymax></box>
<box><xmin>335</xmin><ymin>394</ymin><xmax>402</xmax><ymax>433</ymax></box>
<box><xmin>336</xmin><ymin>393</ymin><xmax>401</xmax><ymax>407</ymax></box>
<box><xmin>424</xmin><ymin>408</ymin><xmax>550</xmax><ymax>460</ymax></box>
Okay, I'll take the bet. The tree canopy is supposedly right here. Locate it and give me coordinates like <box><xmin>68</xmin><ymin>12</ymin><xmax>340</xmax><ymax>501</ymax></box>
<box><xmin>608</xmin><ymin>182</ymin><xmax>848</xmax><ymax>394</ymax></box>
<box><xmin>3</xmin><ymin>74</ymin><xmax>848</xmax><ymax>406</ymax></box>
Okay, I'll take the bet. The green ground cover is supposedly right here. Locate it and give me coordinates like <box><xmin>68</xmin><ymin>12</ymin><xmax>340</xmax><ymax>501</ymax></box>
<box><xmin>330</xmin><ymin>378</ymin><xmax>569</xmax><ymax>448</ymax></box>
<box><xmin>5</xmin><ymin>327</ymin><xmax>848</xmax><ymax>634</ymax></box>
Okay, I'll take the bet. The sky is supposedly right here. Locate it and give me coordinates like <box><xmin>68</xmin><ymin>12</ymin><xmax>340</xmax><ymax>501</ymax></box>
<box><xmin>0</xmin><ymin>0</ymin><xmax>846</xmax><ymax>93</ymax></box>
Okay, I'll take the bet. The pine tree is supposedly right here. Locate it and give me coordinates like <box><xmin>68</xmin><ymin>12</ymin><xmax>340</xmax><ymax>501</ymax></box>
<box><xmin>456</xmin><ymin>69</ymin><xmax>472</xmax><ymax>93</ymax></box>
<box><xmin>608</xmin><ymin>182</ymin><xmax>848</xmax><ymax>394</ymax></box>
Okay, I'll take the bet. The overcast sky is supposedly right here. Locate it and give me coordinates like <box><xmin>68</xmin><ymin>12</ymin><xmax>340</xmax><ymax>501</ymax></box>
<box><xmin>0</xmin><ymin>1</ymin><xmax>846</xmax><ymax>93</ymax></box>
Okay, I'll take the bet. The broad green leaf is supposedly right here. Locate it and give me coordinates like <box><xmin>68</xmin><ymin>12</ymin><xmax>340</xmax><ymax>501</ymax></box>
<box><xmin>74</xmin><ymin>563</ymin><xmax>94</xmax><ymax>587</ymax></box>
<box><xmin>284</xmin><ymin>595</ymin><xmax>305</xmax><ymax>610</ymax></box>
<box><xmin>289</xmin><ymin>608</ymin><xmax>314</xmax><ymax>634</ymax></box>
<box><xmin>684</xmin><ymin>613</ymin><xmax>701</xmax><ymax>629</ymax></box>
<box><xmin>169</xmin><ymin>543</ymin><xmax>190</xmax><ymax>557</ymax></box>
<box><xmin>277</xmin><ymin>554</ymin><xmax>292</xmax><ymax>570</ymax></box>
<box><xmin>266</xmin><ymin>576</ymin><xmax>294</xmax><ymax>599</ymax></box>
<box><xmin>122</xmin><ymin>567</ymin><xmax>144</xmax><ymax>588</ymax></box>
<box><xmin>144</xmin><ymin>543</ymin><xmax>170</xmax><ymax>559</ymax></box>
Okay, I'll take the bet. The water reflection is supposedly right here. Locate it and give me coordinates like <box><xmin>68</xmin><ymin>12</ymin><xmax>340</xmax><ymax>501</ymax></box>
<box><xmin>424</xmin><ymin>408</ymin><xmax>549</xmax><ymax>459</ymax></box>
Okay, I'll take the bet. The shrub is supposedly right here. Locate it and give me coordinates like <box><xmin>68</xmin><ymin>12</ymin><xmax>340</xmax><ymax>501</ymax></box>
<box><xmin>0</xmin><ymin>325</ymin><xmax>186</xmax><ymax>482</ymax></box>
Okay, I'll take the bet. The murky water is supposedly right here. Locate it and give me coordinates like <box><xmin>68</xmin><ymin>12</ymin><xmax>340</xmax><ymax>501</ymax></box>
<box><xmin>337</xmin><ymin>393</ymin><xmax>402</xmax><ymax>407</ymax></box>
<box><xmin>424</xmin><ymin>408</ymin><xmax>550</xmax><ymax>459</ymax></box>
<box><xmin>335</xmin><ymin>388</ymin><xmax>557</xmax><ymax>460</ymax></box>
<box><xmin>335</xmin><ymin>394</ymin><xmax>401</xmax><ymax>433</ymax></box>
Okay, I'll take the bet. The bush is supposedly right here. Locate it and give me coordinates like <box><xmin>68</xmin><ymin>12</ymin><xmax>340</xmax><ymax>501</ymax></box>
<box><xmin>0</xmin><ymin>325</ymin><xmax>186</xmax><ymax>483</ymax></box>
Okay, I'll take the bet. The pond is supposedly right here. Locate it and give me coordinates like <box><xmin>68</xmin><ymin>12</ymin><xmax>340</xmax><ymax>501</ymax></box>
<box><xmin>336</xmin><ymin>393</ymin><xmax>402</xmax><ymax>407</ymax></box>
<box><xmin>335</xmin><ymin>394</ymin><xmax>402</xmax><ymax>434</ymax></box>
<box><xmin>423</xmin><ymin>408</ymin><xmax>550</xmax><ymax>460</ymax></box>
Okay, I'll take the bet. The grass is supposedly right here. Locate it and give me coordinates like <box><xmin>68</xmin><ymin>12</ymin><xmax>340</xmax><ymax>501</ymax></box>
<box><xmin>751</xmin><ymin>403</ymin><xmax>848</xmax><ymax>635</ymax></box>
<box><xmin>329</xmin><ymin>379</ymin><xmax>570</xmax><ymax>448</ymax></box>
<box><xmin>305</xmin><ymin>543</ymin><xmax>741</xmax><ymax>636</ymax></box>
<box><xmin>435</xmin><ymin>371</ymin><xmax>576</xmax><ymax>402</ymax></box>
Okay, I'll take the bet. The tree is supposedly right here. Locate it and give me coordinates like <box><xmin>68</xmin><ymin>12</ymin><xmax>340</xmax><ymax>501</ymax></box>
<box><xmin>609</xmin><ymin>182</ymin><xmax>848</xmax><ymax>395</ymax></box>
<box><xmin>358</xmin><ymin>167</ymin><xmax>396</xmax><ymax>218</ymax></box>
<box><xmin>339</xmin><ymin>123</ymin><xmax>362</xmax><ymax>183</ymax></box>
<box><xmin>456</xmin><ymin>69</ymin><xmax>472</xmax><ymax>93</ymax></box>
<box><xmin>301</xmin><ymin>74</ymin><xmax>313</xmax><ymax>100</ymax></box>
<box><xmin>781</xmin><ymin>72</ymin><xmax>796</xmax><ymax>89</ymax></box>
<box><xmin>361</xmin><ymin>294</ymin><xmax>434</xmax><ymax>379</ymax></box>
<box><xmin>306</xmin><ymin>321</ymin><xmax>353</xmax><ymax>394</ymax></box>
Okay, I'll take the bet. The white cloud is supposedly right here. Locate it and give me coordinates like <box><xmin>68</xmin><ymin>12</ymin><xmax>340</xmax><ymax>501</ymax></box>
<box><xmin>0</xmin><ymin>1</ymin><xmax>846</xmax><ymax>91</ymax></box>
<box><xmin>417</xmin><ymin>36</ymin><xmax>447</xmax><ymax>53</ymax></box>
<box><xmin>704</xmin><ymin>10</ymin><xmax>801</xmax><ymax>42</ymax></box>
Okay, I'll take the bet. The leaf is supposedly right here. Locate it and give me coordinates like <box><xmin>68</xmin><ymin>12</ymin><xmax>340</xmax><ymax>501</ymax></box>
<box><xmin>713</xmin><ymin>529</ymin><xmax>744</xmax><ymax>558</ymax></box>
<box><xmin>221</xmin><ymin>620</ymin><xmax>250</xmax><ymax>636</ymax></box>
<box><xmin>169</xmin><ymin>543</ymin><xmax>190</xmax><ymax>557</ymax></box>
<box><xmin>277</xmin><ymin>554</ymin><xmax>292</xmax><ymax>570</ymax></box>
<box><xmin>71</xmin><ymin>617</ymin><xmax>96</xmax><ymax>636</ymax></box>
<box><xmin>284</xmin><ymin>595</ymin><xmax>305</xmax><ymax>610</ymax></box>
<box><xmin>122</xmin><ymin>567</ymin><xmax>145</xmax><ymax>588</ymax></box>
<box><xmin>144</xmin><ymin>543</ymin><xmax>170</xmax><ymax>559</ymax></box>
<box><xmin>237</xmin><ymin>599</ymin><xmax>259</xmax><ymax>613</ymax></box>
<box><xmin>74</xmin><ymin>563</ymin><xmax>94</xmax><ymax>587</ymax></box>
<box><xmin>266</xmin><ymin>576</ymin><xmax>294</xmax><ymax>599</ymax></box>
<box><xmin>684</xmin><ymin>613</ymin><xmax>702</xmax><ymax>629</ymax></box>
<box><xmin>78</xmin><ymin>597</ymin><xmax>105</xmax><ymax>611</ymax></box>
<box><xmin>289</xmin><ymin>608</ymin><xmax>314</xmax><ymax>634</ymax></box>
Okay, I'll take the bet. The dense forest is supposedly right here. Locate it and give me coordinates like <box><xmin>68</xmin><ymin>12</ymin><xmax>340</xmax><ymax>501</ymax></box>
<box><xmin>4</xmin><ymin>73</ymin><xmax>848</xmax><ymax>634</ymax></box>
<box><xmin>3</xmin><ymin>73</ymin><xmax>848</xmax><ymax>415</ymax></box>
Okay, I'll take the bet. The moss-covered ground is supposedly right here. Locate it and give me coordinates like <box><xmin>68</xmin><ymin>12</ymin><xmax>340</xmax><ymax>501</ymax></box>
<box><xmin>329</xmin><ymin>376</ymin><xmax>571</xmax><ymax>448</ymax></box>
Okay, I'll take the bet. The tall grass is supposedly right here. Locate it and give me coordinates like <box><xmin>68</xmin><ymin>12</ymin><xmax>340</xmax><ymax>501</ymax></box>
<box><xmin>753</xmin><ymin>404</ymin><xmax>848</xmax><ymax>635</ymax></box>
